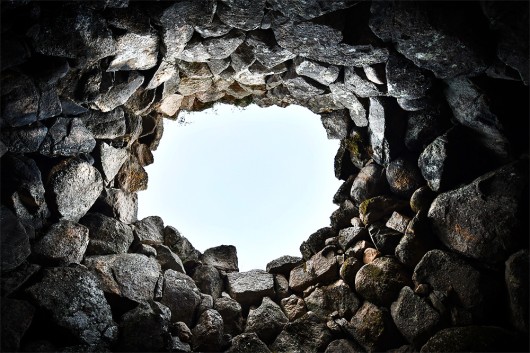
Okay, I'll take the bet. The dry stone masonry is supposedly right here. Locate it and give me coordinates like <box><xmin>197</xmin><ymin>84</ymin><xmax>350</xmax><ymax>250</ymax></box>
<box><xmin>0</xmin><ymin>1</ymin><xmax>528</xmax><ymax>352</ymax></box>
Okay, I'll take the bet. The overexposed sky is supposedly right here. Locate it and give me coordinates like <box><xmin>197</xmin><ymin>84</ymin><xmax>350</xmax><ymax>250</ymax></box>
<box><xmin>138</xmin><ymin>103</ymin><xmax>341</xmax><ymax>271</ymax></box>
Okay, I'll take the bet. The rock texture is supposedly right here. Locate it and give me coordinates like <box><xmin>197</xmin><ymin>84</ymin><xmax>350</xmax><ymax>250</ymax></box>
<box><xmin>0</xmin><ymin>1</ymin><xmax>528</xmax><ymax>352</ymax></box>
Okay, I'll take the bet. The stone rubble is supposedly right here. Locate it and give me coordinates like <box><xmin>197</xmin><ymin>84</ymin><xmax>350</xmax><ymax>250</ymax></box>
<box><xmin>0</xmin><ymin>1</ymin><xmax>528</xmax><ymax>352</ymax></box>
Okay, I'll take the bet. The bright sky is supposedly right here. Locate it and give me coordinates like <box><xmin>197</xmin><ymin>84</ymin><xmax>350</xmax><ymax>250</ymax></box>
<box><xmin>138</xmin><ymin>103</ymin><xmax>342</xmax><ymax>271</ymax></box>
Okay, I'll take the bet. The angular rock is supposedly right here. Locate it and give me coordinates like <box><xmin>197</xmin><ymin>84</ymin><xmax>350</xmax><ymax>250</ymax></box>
<box><xmin>266</xmin><ymin>255</ymin><xmax>303</xmax><ymax>277</ymax></box>
<box><xmin>80</xmin><ymin>213</ymin><xmax>133</xmax><ymax>255</ymax></box>
<box><xmin>413</xmin><ymin>249</ymin><xmax>499</xmax><ymax>322</ymax></box>
<box><xmin>99</xmin><ymin>143</ymin><xmax>128</xmax><ymax>184</ymax></box>
<box><xmin>347</xmin><ymin>301</ymin><xmax>402</xmax><ymax>352</ymax></box>
<box><xmin>355</xmin><ymin>256</ymin><xmax>411</xmax><ymax>306</ymax></box>
<box><xmin>108</xmin><ymin>32</ymin><xmax>158</xmax><ymax>71</ymax></box>
<box><xmin>386</xmin><ymin>53</ymin><xmax>433</xmax><ymax>99</ymax></box>
<box><xmin>325</xmin><ymin>339</ymin><xmax>365</xmax><ymax>353</ymax></box>
<box><xmin>390</xmin><ymin>286</ymin><xmax>441</xmax><ymax>346</ymax></box>
<box><xmin>350</xmin><ymin>163</ymin><xmax>389</xmax><ymax>205</ymax></box>
<box><xmin>274</xmin><ymin>274</ymin><xmax>290</xmax><ymax>300</ymax></box>
<box><xmin>94</xmin><ymin>188</ymin><xmax>138</xmax><ymax>224</ymax></box>
<box><xmin>192</xmin><ymin>309</ymin><xmax>224</xmax><ymax>352</ymax></box>
<box><xmin>26</xmin><ymin>267</ymin><xmax>117</xmax><ymax>345</ymax></box>
<box><xmin>202</xmin><ymin>245</ymin><xmax>239</xmax><ymax>272</ymax></box>
<box><xmin>270</xmin><ymin>312</ymin><xmax>332</xmax><ymax>353</ymax></box>
<box><xmin>344</xmin><ymin>67</ymin><xmax>383</xmax><ymax>98</ymax></box>
<box><xmin>164</xmin><ymin>226</ymin><xmax>201</xmax><ymax>269</ymax></box>
<box><xmin>161</xmin><ymin>269</ymin><xmax>202</xmax><ymax>326</ymax></box>
<box><xmin>193</xmin><ymin>264</ymin><xmax>223</xmax><ymax>299</ymax></box>
<box><xmin>84</xmin><ymin>253</ymin><xmax>160</xmax><ymax>302</ymax></box>
<box><xmin>420</xmin><ymin>326</ymin><xmax>520</xmax><ymax>353</ymax></box>
<box><xmin>359</xmin><ymin>196</ymin><xmax>408</xmax><ymax>225</ymax></box>
<box><xmin>227</xmin><ymin>270</ymin><xmax>274</xmax><ymax>307</ymax></box>
<box><xmin>217</xmin><ymin>0</ymin><xmax>266</xmax><ymax>31</ymax></box>
<box><xmin>300</xmin><ymin>227</ymin><xmax>335</xmax><ymax>260</ymax></box>
<box><xmin>368</xmin><ymin>223</ymin><xmax>403</xmax><ymax>255</ymax></box>
<box><xmin>95</xmin><ymin>72</ymin><xmax>144</xmax><ymax>112</ymax></box>
<box><xmin>214</xmin><ymin>296</ymin><xmax>244</xmax><ymax>336</ymax></box>
<box><xmin>118</xmin><ymin>301</ymin><xmax>171</xmax><ymax>352</ymax></box>
<box><xmin>1</xmin><ymin>72</ymin><xmax>39</xmax><ymax>127</ymax></box>
<box><xmin>280</xmin><ymin>295</ymin><xmax>307</xmax><ymax>322</ymax></box>
<box><xmin>39</xmin><ymin>118</ymin><xmax>95</xmax><ymax>157</ymax></box>
<box><xmin>195</xmin><ymin>16</ymin><xmax>232</xmax><ymax>38</ymax></box>
<box><xmin>116</xmin><ymin>155</ymin><xmax>148</xmax><ymax>193</ymax></box>
<box><xmin>0</xmin><ymin>206</ymin><xmax>31</xmax><ymax>272</ymax></box>
<box><xmin>428</xmin><ymin>159</ymin><xmax>528</xmax><ymax>264</ymax></box>
<box><xmin>505</xmin><ymin>249</ymin><xmax>529</xmax><ymax>332</ymax></box>
<box><xmin>34</xmin><ymin>220</ymin><xmax>89</xmax><ymax>264</ymax></box>
<box><xmin>386</xmin><ymin>212</ymin><xmax>411</xmax><ymax>234</ymax></box>
<box><xmin>245</xmin><ymin>297</ymin><xmax>288</xmax><ymax>344</ymax></box>
<box><xmin>80</xmin><ymin>108</ymin><xmax>127</xmax><ymax>140</ymax></box>
<box><xmin>1</xmin><ymin>298</ymin><xmax>35</xmax><ymax>352</ymax></box>
<box><xmin>305</xmin><ymin>280</ymin><xmax>361</xmax><ymax>320</ymax></box>
<box><xmin>226</xmin><ymin>332</ymin><xmax>271</xmax><ymax>353</ymax></box>
<box><xmin>290</xmin><ymin>247</ymin><xmax>338</xmax><ymax>292</ymax></box>
<box><xmin>1</xmin><ymin>123</ymin><xmax>47</xmax><ymax>154</ymax></box>
<box><xmin>363</xmin><ymin>247</ymin><xmax>381</xmax><ymax>264</ymax></box>
<box><xmin>338</xmin><ymin>225</ymin><xmax>368</xmax><ymax>251</ymax></box>
<box><xmin>368</xmin><ymin>97</ymin><xmax>406</xmax><ymax>166</ymax></box>
<box><xmin>295</xmin><ymin>58</ymin><xmax>340</xmax><ymax>86</ymax></box>
<box><xmin>1</xmin><ymin>262</ymin><xmax>40</xmax><ymax>297</ymax></box>
<box><xmin>320</xmin><ymin>110</ymin><xmax>351</xmax><ymax>140</ymax></box>
<box><xmin>340</xmin><ymin>257</ymin><xmax>363</xmax><ymax>288</ymax></box>
<box><xmin>154</xmin><ymin>244</ymin><xmax>185</xmax><ymax>273</ymax></box>
<box><xmin>268</xmin><ymin>0</ymin><xmax>358</xmax><ymax>21</ymax></box>
<box><xmin>133</xmin><ymin>216</ymin><xmax>164</xmax><ymax>245</ymax></box>
<box><xmin>48</xmin><ymin>158</ymin><xmax>103</xmax><ymax>222</ymax></box>
<box><xmin>329</xmin><ymin>83</ymin><xmax>368</xmax><ymax>127</ymax></box>
<box><xmin>330</xmin><ymin>200</ymin><xmax>359</xmax><ymax>231</ymax></box>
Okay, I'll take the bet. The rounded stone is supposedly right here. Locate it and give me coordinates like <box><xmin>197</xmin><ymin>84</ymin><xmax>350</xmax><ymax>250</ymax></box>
<box><xmin>386</xmin><ymin>156</ymin><xmax>424</xmax><ymax>198</ymax></box>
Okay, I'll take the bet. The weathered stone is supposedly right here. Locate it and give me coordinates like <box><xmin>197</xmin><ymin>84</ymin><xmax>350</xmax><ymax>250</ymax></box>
<box><xmin>48</xmin><ymin>158</ymin><xmax>103</xmax><ymax>222</ymax></box>
<box><xmin>409</xmin><ymin>186</ymin><xmax>435</xmax><ymax>213</ymax></box>
<box><xmin>385</xmin><ymin>156</ymin><xmax>424</xmax><ymax>198</ymax></box>
<box><xmin>108</xmin><ymin>32</ymin><xmax>158</xmax><ymax>71</ymax></box>
<box><xmin>164</xmin><ymin>226</ymin><xmax>201</xmax><ymax>269</ymax></box>
<box><xmin>94</xmin><ymin>188</ymin><xmax>138</xmax><ymax>224</ymax></box>
<box><xmin>26</xmin><ymin>267</ymin><xmax>117</xmax><ymax>346</ymax></box>
<box><xmin>268</xmin><ymin>0</ymin><xmax>358</xmax><ymax>21</ymax></box>
<box><xmin>1</xmin><ymin>72</ymin><xmax>39</xmax><ymax>127</ymax></box>
<box><xmin>116</xmin><ymin>155</ymin><xmax>148</xmax><ymax>193</ymax></box>
<box><xmin>290</xmin><ymin>247</ymin><xmax>338</xmax><ymax>292</ymax></box>
<box><xmin>271</xmin><ymin>312</ymin><xmax>332</xmax><ymax>353</ymax></box>
<box><xmin>368</xmin><ymin>223</ymin><xmax>403</xmax><ymax>255</ymax></box>
<box><xmin>202</xmin><ymin>245</ymin><xmax>239</xmax><ymax>272</ymax></box>
<box><xmin>386</xmin><ymin>212</ymin><xmax>411</xmax><ymax>234</ymax></box>
<box><xmin>295</xmin><ymin>58</ymin><xmax>339</xmax><ymax>86</ymax></box>
<box><xmin>363</xmin><ymin>247</ymin><xmax>381</xmax><ymax>264</ymax></box>
<box><xmin>505</xmin><ymin>249</ymin><xmax>529</xmax><ymax>332</ymax></box>
<box><xmin>133</xmin><ymin>216</ymin><xmax>164</xmax><ymax>245</ymax></box>
<box><xmin>1</xmin><ymin>123</ymin><xmax>47</xmax><ymax>154</ymax></box>
<box><xmin>1</xmin><ymin>206</ymin><xmax>31</xmax><ymax>272</ymax></box>
<box><xmin>1</xmin><ymin>298</ymin><xmax>35</xmax><ymax>352</ymax></box>
<box><xmin>344</xmin><ymin>67</ymin><xmax>383</xmax><ymax>98</ymax></box>
<box><xmin>330</xmin><ymin>200</ymin><xmax>359</xmax><ymax>231</ymax></box>
<box><xmin>34</xmin><ymin>220</ymin><xmax>89</xmax><ymax>264</ymax></box>
<box><xmin>266</xmin><ymin>255</ymin><xmax>303</xmax><ymax>276</ymax></box>
<box><xmin>329</xmin><ymin>83</ymin><xmax>367</xmax><ymax>127</ymax></box>
<box><xmin>84</xmin><ymin>253</ymin><xmax>160</xmax><ymax>302</ymax></box>
<box><xmin>428</xmin><ymin>159</ymin><xmax>528</xmax><ymax>264</ymax></box>
<box><xmin>413</xmin><ymin>249</ymin><xmax>499</xmax><ymax>322</ymax></box>
<box><xmin>39</xmin><ymin>118</ymin><xmax>95</xmax><ymax>157</ymax></box>
<box><xmin>245</xmin><ymin>297</ymin><xmax>288</xmax><ymax>344</ymax></box>
<box><xmin>368</xmin><ymin>97</ymin><xmax>406</xmax><ymax>166</ymax></box>
<box><xmin>193</xmin><ymin>264</ymin><xmax>223</xmax><ymax>299</ymax></box>
<box><xmin>80</xmin><ymin>108</ymin><xmax>127</xmax><ymax>140</ymax></box>
<box><xmin>340</xmin><ymin>257</ymin><xmax>363</xmax><ymax>288</ymax></box>
<box><xmin>154</xmin><ymin>244</ymin><xmax>185</xmax><ymax>273</ymax></box>
<box><xmin>227</xmin><ymin>270</ymin><xmax>274</xmax><ymax>307</ymax></box>
<box><xmin>386</xmin><ymin>53</ymin><xmax>433</xmax><ymax>99</ymax></box>
<box><xmin>191</xmin><ymin>309</ymin><xmax>224</xmax><ymax>352</ymax></box>
<box><xmin>99</xmin><ymin>143</ymin><xmax>128</xmax><ymax>184</ymax></box>
<box><xmin>118</xmin><ymin>301</ymin><xmax>171</xmax><ymax>352</ymax></box>
<box><xmin>95</xmin><ymin>72</ymin><xmax>144</xmax><ymax>112</ymax></box>
<box><xmin>226</xmin><ymin>333</ymin><xmax>271</xmax><ymax>353</ymax></box>
<box><xmin>350</xmin><ymin>163</ymin><xmax>388</xmax><ymax>205</ymax></box>
<box><xmin>347</xmin><ymin>301</ymin><xmax>402</xmax><ymax>352</ymax></box>
<box><xmin>420</xmin><ymin>326</ymin><xmax>520</xmax><ymax>353</ymax></box>
<box><xmin>391</xmin><ymin>286</ymin><xmax>441</xmax><ymax>346</ymax></box>
<box><xmin>325</xmin><ymin>338</ymin><xmax>364</xmax><ymax>353</ymax></box>
<box><xmin>395</xmin><ymin>217</ymin><xmax>434</xmax><ymax>270</ymax></box>
<box><xmin>214</xmin><ymin>296</ymin><xmax>244</xmax><ymax>336</ymax></box>
<box><xmin>283</xmin><ymin>76</ymin><xmax>325</xmax><ymax>101</ymax></box>
<box><xmin>305</xmin><ymin>280</ymin><xmax>360</xmax><ymax>320</ymax></box>
<box><xmin>217</xmin><ymin>0</ymin><xmax>266</xmax><ymax>31</ymax></box>
<box><xmin>338</xmin><ymin>226</ymin><xmax>368</xmax><ymax>251</ymax></box>
<box><xmin>195</xmin><ymin>16</ymin><xmax>232</xmax><ymax>38</ymax></box>
<box><xmin>359</xmin><ymin>196</ymin><xmax>408</xmax><ymax>225</ymax></box>
<box><xmin>274</xmin><ymin>274</ymin><xmax>290</xmax><ymax>300</ymax></box>
<box><xmin>161</xmin><ymin>269</ymin><xmax>202</xmax><ymax>326</ymax></box>
<box><xmin>355</xmin><ymin>257</ymin><xmax>411</xmax><ymax>306</ymax></box>
<box><xmin>1</xmin><ymin>262</ymin><xmax>40</xmax><ymax>297</ymax></box>
<box><xmin>280</xmin><ymin>294</ymin><xmax>307</xmax><ymax>322</ymax></box>
<box><xmin>80</xmin><ymin>213</ymin><xmax>133</xmax><ymax>255</ymax></box>
<box><xmin>320</xmin><ymin>110</ymin><xmax>351</xmax><ymax>140</ymax></box>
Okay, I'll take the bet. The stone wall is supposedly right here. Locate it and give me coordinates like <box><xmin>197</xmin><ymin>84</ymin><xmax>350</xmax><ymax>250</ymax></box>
<box><xmin>1</xmin><ymin>1</ymin><xmax>528</xmax><ymax>352</ymax></box>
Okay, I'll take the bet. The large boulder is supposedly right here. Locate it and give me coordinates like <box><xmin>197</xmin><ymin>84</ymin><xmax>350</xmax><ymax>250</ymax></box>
<box><xmin>266</xmin><ymin>255</ymin><xmax>303</xmax><ymax>277</ymax></box>
<box><xmin>270</xmin><ymin>312</ymin><xmax>332</xmax><ymax>353</ymax></box>
<box><xmin>226</xmin><ymin>333</ymin><xmax>271</xmax><ymax>353</ymax></box>
<box><xmin>227</xmin><ymin>270</ymin><xmax>275</xmax><ymax>307</ymax></box>
<box><xmin>305</xmin><ymin>280</ymin><xmax>361</xmax><ymax>320</ymax></box>
<box><xmin>289</xmin><ymin>247</ymin><xmax>338</xmax><ymax>292</ymax></box>
<box><xmin>428</xmin><ymin>159</ymin><xmax>528</xmax><ymax>264</ymax></box>
<box><xmin>84</xmin><ymin>254</ymin><xmax>161</xmax><ymax>302</ymax></box>
<box><xmin>161</xmin><ymin>269</ymin><xmax>202</xmax><ymax>327</ymax></box>
<box><xmin>80</xmin><ymin>213</ymin><xmax>134</xmax><ymax>255</ymax></box>
<box><xmin>350</xmin><ymin>164</ymin><xmax>388</xmax><ymax>206</ymax></box>
<box><xmin>192</xmin><ymin>264</ymin><xmax>223</xmax><ymax>299</ymax></box>
<box><xmin>33</xmin><ymin>220</ymin><xmax>89</xmax><ymax>264</ymax></box>
<box><xmin>214</xmin><ymin>296</ymin><xmax>244</xmax><ymax>337</ymax></box>
<box><xmin>26</xmin><ymin>267</ymin><xmax>117</xmax><ymax>346</ymax></box>
<box><xmin>202</xmin><ymin>245</ymin><xmax>239</xmax><ymax>272</ymax></box>
<box><xmin>191</xmin><ymin>309</ymin><xmax>224</xmax><ymax>352</ymax></box>
<box><xmin>245</xmin><ymin>297</ymin><xmax>288</xmax><ymax>344</ymax></box>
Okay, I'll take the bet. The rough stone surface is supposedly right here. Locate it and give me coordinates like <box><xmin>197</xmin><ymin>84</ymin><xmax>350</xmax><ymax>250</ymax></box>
<box><xmin>1</xmin><ymin>206</ymin><xmax>31</xmax><ymax>272</ymax></box>
<box><xmin>355</xmin><ymin>256</ymin><xmax>411</xmax><ymax>306</ymax></box>
<box><xmin>289</xmin><ymin>247</ymin><xmax>338</xmax><ymax>292</ymax></box>
<box><xmin>245</xmin><ymin>297</ymin><xmax>288</xmax><ymax>344</ymax></box>
<box><xmin>191</xmin><ymin>309</ymin><xmax>224</xmax><ymax>352</ymax></box>
<box><xmin>1</xmin><ymin>298</ymin><xmax>35</xmax><ymax>352</ymax></box>
<box><xmin>80</xmin><ymin>213</ymin><xmax>133</xmax><ymax>255</ymax></box>
<box><xmin>84</xmin><ymin>253</ymin><xmax>160</xmax><ymax>302</ymax></box>
<box><xmin>226</xmin><ymin>333</ymin><xmax>271</xmax><ymax>353</ymax></box>
<box><xmin>161</xmin><ymin>269</ymin><xmax>202</xmax><ymax>327</ymax></box>
<box><xmin>325</xmin><ymin>339</ymin><xmax>365</xmax><ymax>353</ymax></box>
<box><xmin>34</xmin><ymin>220</ymin><xmax>89</xmax><ymax>264</ymax></box>
<box><xmin>505</xmin><ymin>249</ymin><xmax>529</xmax><ymax>332</ymax></box>
<box><xmin>227</xmin><ymin>270</ymin><xmax>275</xmax><ymax>307</ymax></box>
<box><xmin>428</xmin><ymin>160</ymin><xmax>528</xmax><ymax>264</ymax></box>
<box><xmin>280</xmin><ymin>294</ymin><xmax>307</xmax><ymax>322</ymax></box>
<box><xmin>305</xmin><ymin>280</ymin><xmax>360</xmax><ymax>320</ymax></box>
<box><xmin>214</xmin><ymin>296</ymin><xmax>244</xmax><ymax>337</ymax></box>
<box><xmin>26</xmin><ymin>267</ymin><xmax>117</xmax><ymax>346</ymax></box>
<box><xmin>266</xmin><ymin>255</ymin><xmax>303</xmax><ymax>276</ymax></box>
<box><xmin>350</xmin><ymin>164</ymin><xmax>389</xmax><ymax>205</ymax></box>
<box><xmin>133</xmin><ymin>216</ymin><xmax>165</xmax><ymax>245</ymax></box>
<box><xmin>192</xmin><ymin>264</ymin><xmax>222</xmax><ymax>299</ymax></box>
<box><xmin>154</xmin><ymin>244</ymin><xmax>185</xmax><ymax>273</ymax></box>
<box><xmin>202</xmin><ymin>245</ymin><xmax>239</xmax><ymax>272</ymax></box>
<box><xmin>270</xmin><ymin>312</ymin><xmax>332</xmax><ymax>353</ymax></box>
